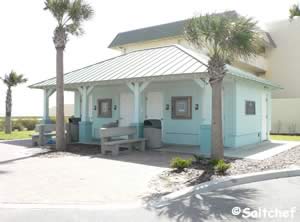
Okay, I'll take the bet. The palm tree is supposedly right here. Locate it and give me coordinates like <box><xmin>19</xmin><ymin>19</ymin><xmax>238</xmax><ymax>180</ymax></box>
<box><xmin>185</xmin><ymin>11</ymin><xmax>264</xmax><ymax>159</ymax></box>
<box><xmin>44</xmin><ymin>0</ymin><xmax>94</xmax><ymax>151</ymax></box>
<box><xmin>289</xmin><ymin>4</ymin><xmax>300</xmax><ymax>19</ymax></box>
<box><xmin>1</xmin><ymin>71</ymin><xmax>27</xmax><ymax>134</ymax></box>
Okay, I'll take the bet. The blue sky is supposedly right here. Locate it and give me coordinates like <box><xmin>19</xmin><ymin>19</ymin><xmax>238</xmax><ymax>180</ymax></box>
<box><xmin>0</xmin><ymin>0</ymin><xmax>296</xmax><ymax>116</ymax></box>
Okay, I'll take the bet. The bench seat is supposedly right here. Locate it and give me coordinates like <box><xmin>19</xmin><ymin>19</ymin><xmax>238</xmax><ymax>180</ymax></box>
<box><xmin>103</xmin><ymin>138</ymin><xmax>146</xmax><ymax>146</ymax></box>
<box><xmin>100</xmin><ymin>127</ymin><xmax>146</xmax><ymax>155</ymax></box>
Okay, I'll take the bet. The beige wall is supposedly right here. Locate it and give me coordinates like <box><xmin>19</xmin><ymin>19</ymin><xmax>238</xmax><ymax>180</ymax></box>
<box><xmin>112</xmin><ymin>37</ymin><xmax>267</xmax><ymax>74</ymax></box>
<box><xmin>265</xmin><ymin>18</ymin><xmax>300</xmax><ymax>99</ymax></box>
<box><xmin>271</xmin><ymin>98</ymin><xmax>300</xmax><ymax>134</ymax></box>
<box><xmin>114</xmin><ymin>36</ymin><xmax>188</xmax><ymax>53</ymax></box>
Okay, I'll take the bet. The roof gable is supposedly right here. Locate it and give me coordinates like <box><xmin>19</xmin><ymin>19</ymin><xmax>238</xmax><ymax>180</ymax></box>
<box><xmin>108</xmin><ymin>20</ymin><xmax>187</xmax><ymax>48</ymax></box>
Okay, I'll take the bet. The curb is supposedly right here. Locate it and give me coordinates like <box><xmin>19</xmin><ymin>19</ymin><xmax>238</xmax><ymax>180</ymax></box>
<box><xmin>155</xmin><ymin>165</ymin><xmax>300</xmax><ymax>207</ymax></box>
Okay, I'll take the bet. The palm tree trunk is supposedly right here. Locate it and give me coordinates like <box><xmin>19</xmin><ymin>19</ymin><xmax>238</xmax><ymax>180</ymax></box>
<box><xmin>210</xmin><ymin>79</ymin><xmax>224</xmax><ymax>159</ymax></box>
<box><xmin>56</xmin><ymin>47</ymin><xmax>65</xmax><ymax>150</ymax></box>
<box><xmin>5</xmin><ymin>87</ymin><xmax>12</xmax><ymax>134</ymax></box>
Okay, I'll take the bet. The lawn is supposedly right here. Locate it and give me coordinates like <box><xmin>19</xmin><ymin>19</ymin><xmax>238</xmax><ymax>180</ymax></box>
<box><xmin>270</xmin><ymin>135</ymin><xmax>300</xmax><ymax>141</ymax></box>
<box><xmin>0</xmin><ymin>131</ymin><xmax>34</xmax><ymax>140</ymax></box>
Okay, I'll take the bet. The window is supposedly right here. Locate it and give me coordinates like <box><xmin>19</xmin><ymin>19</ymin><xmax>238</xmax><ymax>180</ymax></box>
<box><xmin>171</xmin><ymin>96</ymin><xmax>192</xmax><ymax>119</ymax></box>
<box><xmin>245</xmin><ymin>101</ymin><xmax>256</xmax><ymax>115</ymax></box>
<box><xmin>98</xmin><ymin>99</ymin><xmax>112</xmax><ymax>118</ymax></box>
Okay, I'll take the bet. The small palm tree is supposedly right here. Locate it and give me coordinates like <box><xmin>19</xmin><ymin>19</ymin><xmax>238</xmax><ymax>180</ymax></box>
<box><xmin>1</xmin><ymin>71</ymin><xmax>27</xmax><ymax>134</ymax></box>
<box><xmin>44</xmin><ymin>0</ymin><xmax>94</xmax><ymax>150</ymax></box>
<box><xmin>185</xmin><ymin>11</ymin><xmax>264</xmax><ymax>159</ymax></box>
<box><xmin>289</xmin><ymin>4</ymin><xmax>300</xmax><ymax>19</ymax></box>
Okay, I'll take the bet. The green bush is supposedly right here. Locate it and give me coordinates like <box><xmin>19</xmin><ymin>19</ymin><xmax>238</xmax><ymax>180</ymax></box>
<box><xmin>0</xmin><ymin>121</ymin><xmax>3</xmax><ymax>131</ymax></box>
<box><xmin>213</xmin><ymin>160</ymin><xmax>231</xmax><ymax>175</ymax></box>
<box><xmin>208</xmin><ymin>159</ymin><xmax>220</xmax><ymax>166</ymax></box>
<box><xmin>170</xmin><ymin>157</ymin><xmax>192</xmax><ymax>171</ymax></box>
<box><xmin>193</xmin><ymin>154</ymin><xmax>204</xmax><ymax>163</ymax></box>
<box><xmin>12</xmin><ymin>120</ymin><xmax>25</xmax><ymax>131</ymax></box>
<box><xmin>20</xmin><ymin>119</ymin><xmax>39</xmax><ymax>130</ymax></box>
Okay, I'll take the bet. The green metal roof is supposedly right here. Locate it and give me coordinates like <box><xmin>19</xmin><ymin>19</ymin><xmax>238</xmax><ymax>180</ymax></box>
<box><xmin>30</xmin><ymin>45</ymin><xmax>280</xmax><ymax>90</ymax></box>
<box><xmin>108</xmin><ymin>20</ymin><xmax>187</xmax><ymax>48</ymax></box>
<box><xmin>109</xmin><ymin>14</ymin><xmax>276</xmax><ymax>49</ymax></box>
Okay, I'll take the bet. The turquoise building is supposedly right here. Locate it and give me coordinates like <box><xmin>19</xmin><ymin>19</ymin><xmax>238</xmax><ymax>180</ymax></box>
<box><xmin>30</xmin><ymin>20</ymin><xmax>280</xmax><ymax>155</ymax></box>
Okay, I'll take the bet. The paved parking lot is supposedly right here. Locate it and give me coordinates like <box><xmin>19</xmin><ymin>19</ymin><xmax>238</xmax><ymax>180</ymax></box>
<box><xmin>0</xmin><ymin>140</ymin><xmax>191</xmax><ymax>205</ymax></box>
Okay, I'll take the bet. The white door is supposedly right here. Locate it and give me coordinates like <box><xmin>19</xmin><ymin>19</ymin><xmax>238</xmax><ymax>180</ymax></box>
<box><xmin>146</xmin><ymin>92</ymin><xmax>163</xmax><ymax>119</ymax></box>
<box><xmin>120</xmin><ymin>92</ymin><xmax>134</xmax><ymax>126</ymax></box>
<box><xmin>261</xmin><ymin>93</ymin><xmax>268</xmax><ymax>141</ymax></box>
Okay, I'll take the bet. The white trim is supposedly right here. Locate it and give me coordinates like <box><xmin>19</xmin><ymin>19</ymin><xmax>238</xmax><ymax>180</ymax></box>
<box><xmin>126</xmin><ymin>82</ymin><xmax>135</xmax><ymax>92</ymax></box>
<box><xmin>194</xmin><ymin>79</ymin><xmax>207</xmax><ymax>88</ymax></box>
<box><xmin>139</xmin><ymin>81</ymin><xmax>150</xmax><ymax>93</ymax></box>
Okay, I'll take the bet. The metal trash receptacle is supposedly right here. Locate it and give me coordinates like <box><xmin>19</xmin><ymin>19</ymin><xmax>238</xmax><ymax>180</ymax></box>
<box><xmin>144</xmin><ymin>119</ymin><xmax>162</xmax><ymax>149</ymax></box>
<box><xmin>69</xmin><ymin>117</ymin><xmax>81</xmax><ymax>142</ymax></box>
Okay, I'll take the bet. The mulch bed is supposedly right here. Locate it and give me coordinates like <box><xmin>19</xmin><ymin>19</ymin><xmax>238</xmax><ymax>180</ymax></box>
<box><xmin>148</xmin><ymin>146</ymin><xmax>300</xmax><ymax>195</ymax></box>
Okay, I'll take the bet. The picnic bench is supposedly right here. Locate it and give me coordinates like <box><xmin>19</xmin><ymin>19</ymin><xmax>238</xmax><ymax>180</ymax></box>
<box><xmin>100</xmin><ymin>127</ymin><xmax>146</xmax><ymax>155</ymax></box>
<box><xmin>31</xmin><ymin>124</ymin><xmax>56</xmax><ymax>146</ymax></box>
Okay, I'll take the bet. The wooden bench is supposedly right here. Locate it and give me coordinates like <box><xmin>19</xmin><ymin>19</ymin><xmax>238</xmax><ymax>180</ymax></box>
<box><xmin>100</xmin><ymin>127</ymin><xmax>146</xmax><ymax>155</ymax></box>
<box><xmin>31</xmin><ymin>124</ymin><xmax>56</xmax><ymax>146</ymax></box>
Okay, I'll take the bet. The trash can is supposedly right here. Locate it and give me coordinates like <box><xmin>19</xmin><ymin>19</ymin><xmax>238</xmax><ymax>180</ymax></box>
<box><xmin>144</xmin><ymin>119</ymin><xmax>162</xmax><ymax>149</ymax></box>
<box><xmin>69</xmin><ymin>117</ymin><xmax>81</xmax><ymax>142</ymax></box>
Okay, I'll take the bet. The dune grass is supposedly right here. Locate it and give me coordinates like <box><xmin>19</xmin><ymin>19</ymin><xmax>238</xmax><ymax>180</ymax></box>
<box><xmin>0</xmin><ymin>131</ymin><xmax>34</xmax><ymax>140</ymax></box>
<box><xmin>270</xmin><ymin>135</ymin><xmax>300</xmax><ymax>141</ymax></box>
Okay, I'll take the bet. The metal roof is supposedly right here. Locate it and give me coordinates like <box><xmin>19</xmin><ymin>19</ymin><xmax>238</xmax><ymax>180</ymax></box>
<box><xmin>108</xmin><ymin>20</ymin><xmax>187</xmax><ymax>48</ymax></box>
<box><xmin>30</xmin><ymin>44</ymin><xmax>280</xmax><ymax>90</ymax></box>
<box><xmin>30</xmin><ymin>45</ymin><xmax>208</xmax><ymax>89</ymax></box>
<box><xmin>109</xmin><ymin>14</ymin><xmax>276</xmax><ymax>49</ymax></box>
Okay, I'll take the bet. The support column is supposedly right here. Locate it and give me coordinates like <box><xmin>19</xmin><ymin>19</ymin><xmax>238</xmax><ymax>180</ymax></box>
<box><xmin>127</xmin><ymin>81</ymin><xmax>150</xmax><ymax>138</ymax></box>
<box><xmin>43</xmin><ymin>88</ymin><xmax>55</xmax><ymax>123</ymax></box>
<box><xmin>78</xmin><ymin>86</ymin><xmax>94</xmax><ymax>143</ymax></box>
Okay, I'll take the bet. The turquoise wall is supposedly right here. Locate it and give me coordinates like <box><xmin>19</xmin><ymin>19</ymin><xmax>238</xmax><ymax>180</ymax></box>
<box><xmin>223</xmin><ymin>79</ymin><xmax>236</xmax><ymax>147</ymax></box>
<box><xmin>145</xmin><ymin>81</ymin><xmax>202</xmax><ymax>145</ymax></box>
<box><xmin>91</xmin><ymin>86</ymin><xmax>122</xmax><ymax>139</ymax></box>
<box><xmin>74</xmin><ymin>78</ymin><xmax>271</xmax><ymax>149</ymax></box>
<box><xmin>233</xmin><ymin>79</ymin><xmax>269</xmax><ymax>147</ymax></box>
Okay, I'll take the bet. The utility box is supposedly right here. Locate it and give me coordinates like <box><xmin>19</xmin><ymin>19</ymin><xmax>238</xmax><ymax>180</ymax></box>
<box><xmin>144</xmin><ymin>119</ymin><xmax>162</xmax><ymax>149</ymax></box>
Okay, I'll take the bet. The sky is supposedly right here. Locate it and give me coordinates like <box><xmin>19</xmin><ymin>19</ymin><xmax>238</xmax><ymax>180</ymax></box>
<box><xmin>0</xmin><ymin>0</ymin><xmax>297</xmax><ymax>116</ymax></box>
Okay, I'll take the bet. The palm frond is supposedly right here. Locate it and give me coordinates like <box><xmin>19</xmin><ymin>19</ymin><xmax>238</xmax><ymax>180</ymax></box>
<box><xmin>2</xmin><ymin>71</ymin><xmax>27</xmax><ymax>87</ymax></box>
<box><xmin>44</xmin><ymin>0</ymin><xmax>94</xmax><ymax>36</ymax></box>
<box><xmin>185</xmin><ymin>12</ymin><xmax>264</xmax><ymax>63</ymax></box>
<box><xmin>289</xmin><ymin>4</ymin><xmax>300</xmax><ymax>20</ymax></box>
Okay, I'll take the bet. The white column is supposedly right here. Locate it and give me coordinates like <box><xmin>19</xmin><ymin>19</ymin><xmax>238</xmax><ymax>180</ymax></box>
<box><xmin>43</xmin><ymin>90</ymin><xmax>49</xmax><ymax>122</ymax></box>
<box><xmin>78</xmin><ymin>86</ymin><xmax>94</xmax><ymax>122</ymax></box>
<box><xmin>43</xmin><ymin>88</ymin><xmax>55</xmax><ymax>122</ymax></box>
<box><xmin>133</xmin><ymin>83</ymin><xmax>140</xmax><ymax>125</ymax></box>
<box><xmin>127</xmin><ymin>81</ymin><xmax>150</xmax><ymax>137</ymax></box>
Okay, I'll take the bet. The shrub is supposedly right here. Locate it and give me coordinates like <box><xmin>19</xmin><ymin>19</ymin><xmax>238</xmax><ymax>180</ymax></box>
<box><xmin>170</xmin><ymin>157</ymin><xmax>192</xmax><ymax>171</ymax></box>
<box><xmin>209</xmin><ymin>159</ymin><xmax>220</xmax><ymax>166</ymax></box>
<box><xmin>213</xmin><ymin>160</ymin><xmax>231</xmax><ymax>175</ymax></box>
<box><xmin>0</xmin><ymin>121</ymin><xmax>4</xmax><ymax>131</ymax></box>
<box><xmin>12</xmin><ymin>120</ymin><xmax>24</xmax><ymax>131</ymax></box>
<box><xmin>20</xmin><ymin>119</ymin><xmax>39</xmax><ymax>130</ymax></box>
<box><xmin>193</xmin><ymin>154</ymin><xmax>204</xmax><ymax>163</ymax></box>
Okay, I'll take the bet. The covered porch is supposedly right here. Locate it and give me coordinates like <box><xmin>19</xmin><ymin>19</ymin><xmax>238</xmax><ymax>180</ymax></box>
<box><xmin>30</xmin><ymin>45</ymin><xmax>278</xmax><ymax>156</ymax></box>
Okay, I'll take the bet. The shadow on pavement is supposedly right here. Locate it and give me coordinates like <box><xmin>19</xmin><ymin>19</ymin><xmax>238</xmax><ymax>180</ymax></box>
<box><xmin>143</xmin><ymin>187</ymin><xmax>259</xmax><ymax>222</ymax></box>
<box><xmin>0</xmin><ymin>139</ymin><xmax>33</xmax><ymax>148</ymax></box>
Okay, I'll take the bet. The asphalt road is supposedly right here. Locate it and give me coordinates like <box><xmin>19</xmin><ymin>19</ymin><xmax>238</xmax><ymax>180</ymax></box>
<box><xmin>1</xmin><ymin>176</ymin><xmax>300</xmax><ymax>222</ymax></box>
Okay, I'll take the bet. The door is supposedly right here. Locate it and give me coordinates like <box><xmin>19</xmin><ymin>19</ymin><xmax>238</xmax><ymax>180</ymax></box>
<box><xmin>119</xmin><ymin>92</ymin><xmax>134</xmax><ymax>126</ymax></box>
<box><xmin>146</xmin><ymin>92</ymin><xmax>163</xmax><ymax>119</ymax></box>
<box><xmin>261</xmin><ymin>93</ymin><xmax>268</xmax><ymax>141</ymax></box>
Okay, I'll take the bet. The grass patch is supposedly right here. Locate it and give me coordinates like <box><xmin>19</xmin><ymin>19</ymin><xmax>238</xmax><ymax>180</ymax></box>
<box><xmin>270</xmin><ymin>135</ymin><xmax>300</xmax><ymax>141</ymax></box>
<box><xmin>0</xmin><ymin>131</ymin><xmax>34</xmax><ymax>140</ymax></box>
